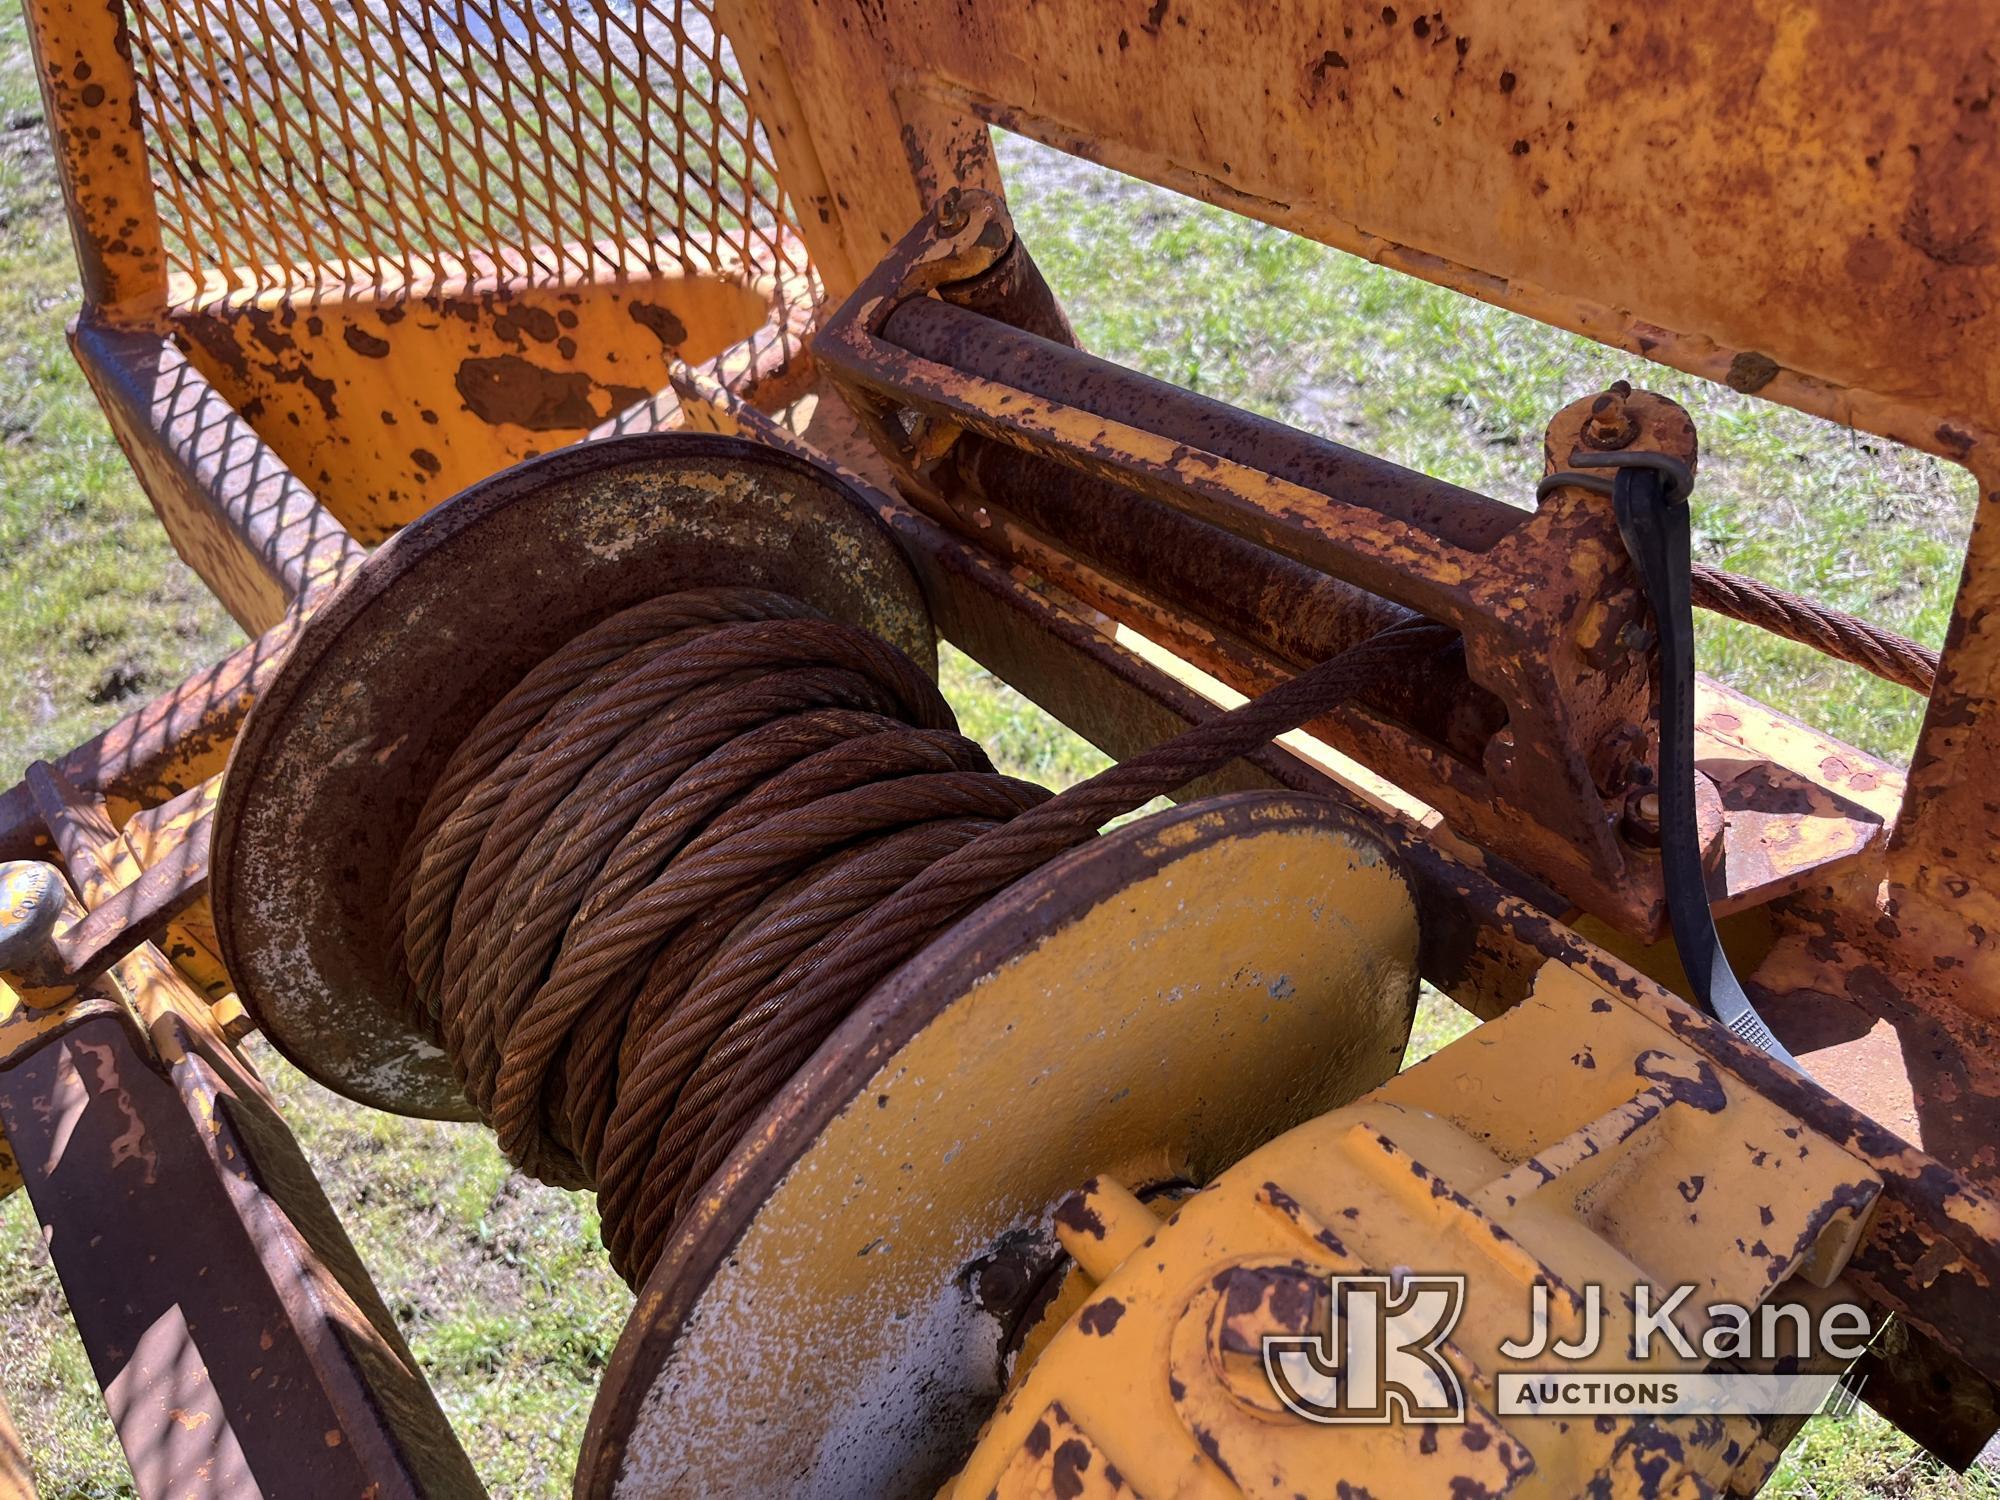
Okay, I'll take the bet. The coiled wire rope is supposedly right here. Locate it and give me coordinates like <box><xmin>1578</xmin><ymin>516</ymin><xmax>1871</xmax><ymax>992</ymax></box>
<box><xmin>384</xmin><ymin>586</ymin><xmax>1450</xmax><ymax>1283</ymax></box>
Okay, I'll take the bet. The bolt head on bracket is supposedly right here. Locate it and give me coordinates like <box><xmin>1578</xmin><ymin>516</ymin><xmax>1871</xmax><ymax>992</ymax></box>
<box><xmin>1544</xmin><ymin>383</ymin><xmax>1699</xmax><ymax>485</ymax></box>
<box><xmin>0</xmin><ymin>860</ymin><xmax>83</xmax><ymax>1002</ymax></box>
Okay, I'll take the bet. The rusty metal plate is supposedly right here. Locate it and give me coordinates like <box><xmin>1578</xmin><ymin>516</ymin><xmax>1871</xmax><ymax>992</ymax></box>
<box><xmin>0</xmin><ymin>1007</ymin><xmax>485</xmax><ymax>1497</ymax></box>
<box><xmin>212</xmin><ymin>434</ymin><xmax>934</xmax><ymax>1119</ymax></box>
<box><xmin>770</xmin><ymin>0</ymin><xmax>2000</xmax><ymax>463</ymax></box>
<box><xmin>576</xmin><ymin>792</ymin><xmax>1420</xmax><ymax>1497</ymax></box>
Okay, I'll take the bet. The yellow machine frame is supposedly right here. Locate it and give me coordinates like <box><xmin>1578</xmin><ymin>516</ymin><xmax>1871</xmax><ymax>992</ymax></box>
<box><xmin>3</xmin><ymin>0</ymin><xmax>1999</xmax><ymax>1494</ymax></box>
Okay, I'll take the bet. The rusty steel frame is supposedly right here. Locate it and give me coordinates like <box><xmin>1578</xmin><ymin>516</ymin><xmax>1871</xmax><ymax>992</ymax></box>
<box><xmin>0</xmin><ymin>1005</ymin><xmax>483</xmax><ymax>1497</ymax></box>
<box><xmin>726</xmin><ymin>0</ymin><xmax>2000</xmax><ymax>1232</ymax></box>
<box><xmin>23</xmin><ymin>0</ymin><xmax>830</xmax><ymax>631</ymax></box>
<box><xmin>0</xmin><ymin>373</ymin><xmax>1985</xmax><ymax>1484</ymax></box>
<box><xmin>3</xmin><ymin>0</ymin><xmax>2000</xmax><ymax>1490</ymax></box>
<box><xmin>0</xmin><ymin>768</ymin><xmax>486</xmax><ymax>1496</ymax></box>
<box><xmin>813</xmin><ymin>189</ymin><xmax>1896</xmax><ymax>938</ymax></box>
<box><xmin>674</xmin><ymin>377</ymin><xmax>2000</xmax><ymax>1385</ymax></box>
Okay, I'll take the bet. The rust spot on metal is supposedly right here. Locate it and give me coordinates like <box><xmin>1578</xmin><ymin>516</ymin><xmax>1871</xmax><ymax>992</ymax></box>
<box><xmin>1725</xmin><ymin>350</ymin><xmax>1780</xmax><ymax>393</ymax></box>
<box><xmin>1024</xmin><ymin>1416</ymin><xmax>1051</xmax><ymax>1458</ymax></box>
<box><xmin>1634</xmin><ymin>1049</ymin><xmax>1727</xmax><ymax>1112</ymax></box>
<box><xmin>455</xmin><ymin>354</ymin><xmax>599</xmax><ymax>430</ymax></box>
<box><xmin>1051</xmin><ymin>1436</ymin><xmax>1092</xmax><ymax>1497</ymax></box>
<box><xmin>1936</xmin><ymin>422</ymin><xmax>1977</xmax><ymax>456</ymax></box>
<box><xmin>1191</xmin><ymin>1423</ymin><xmax>1234</xmax><ymax>1483</ymax></box>
<box><xmin>1077</xmin><ymin>1297</ymin><xmax>1124</xmax><ymax>1336</ymax></box>
<box><xmin>1054</xmin><ymin>1180</ymin><xmax>1107</xmax><ymax>1238</ymax></box>
<box><xmin>628</xmin><ymin>301</ymin><xmax>690</xmax><ymax>349</ymax></box>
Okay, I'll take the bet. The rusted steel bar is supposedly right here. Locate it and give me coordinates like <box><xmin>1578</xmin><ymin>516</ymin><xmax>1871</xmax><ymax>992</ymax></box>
<box><xmin>53</xmin><ymin>820</ymin><xmax>209</xmax><ymax>986</ymax></box>
<box><xmin>832</xmin><ymin>290</ymin><xmax>1662</xmax><ymax>923</ymax></box>
<box><xmin>885</xmin><ymin>215</ymin><xmax>1505</xmax><ymax>762</ymax></box>
<box><xmin>116</xmin><ymin>780</ymin><xmax>229</xmax><ymax>1001</ymax></box>
<box><xmin>11</xmin><ymin>762</ymin><xmax>217</xmax><ymax>1012</ymax></box>
<box><xmin>0</xmin><ymin>607</ymin><xmax>305</xmax><ymax>863</ymax></box>
<box><xmin>19</xmin><ymin>0</ymin><xmax>165</xmax><ymax>313</ymax></box>
<box><xmin>22</xmin><ymin>760</ymin><xmax>120</xmax><ymax>900</ymax></box>
<box><xmin>0</xmin><ymin>1005</ymin><xmax>484</xmax><ymax>1499</ymax></box>
<box><xmin>947</xmin><ymin>434</ymin><xmax>1506</xmax><ymax>760</ymax></box>
<box><xmin>881</xmin><ymin>294</ymin><xmax>1526</xmax><ymax>552</ymax></box>
<box><xmin>19</xmin><ymin>761</ymin><xmax>207</xmax><ymax>987</ymax></box>
<box><xmin>834</xmin><ymin>302</ymin><xmax>1488</xmax><ymax>626</ymax></box>
<box><xmin>815</xmin><ymin>198</ymin><xmax>1756</xmax><ymax>935</ymax></box>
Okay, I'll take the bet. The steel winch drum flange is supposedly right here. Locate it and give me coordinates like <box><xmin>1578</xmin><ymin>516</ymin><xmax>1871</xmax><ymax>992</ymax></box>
<box><xmin>212</xmin><ymin>434</ymin><xmax>937</xmax><ymax>1120</ymax></box>
<box><xmin>576</xmin><ymin>791</ymin><xmax>1422</xmax><ymax>1499</ymax></box>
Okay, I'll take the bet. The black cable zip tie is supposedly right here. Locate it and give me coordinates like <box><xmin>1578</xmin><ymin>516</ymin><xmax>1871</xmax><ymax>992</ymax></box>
<box><xmin>1565</xmin><ymin>447</ymin><xmax>1808</xmax><ymax>1077</ymax></box>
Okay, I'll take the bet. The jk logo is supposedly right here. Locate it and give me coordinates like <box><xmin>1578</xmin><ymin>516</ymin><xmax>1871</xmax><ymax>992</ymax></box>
<box><xmin>1262</xmin><ymin>1273</ymin><xmax>1469</xmax><ymax>1425</ymax></box>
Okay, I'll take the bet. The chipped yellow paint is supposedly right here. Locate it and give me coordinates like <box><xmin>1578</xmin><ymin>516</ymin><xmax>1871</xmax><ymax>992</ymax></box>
<box><xmin>116</xmin><ymin>777</ymin><xmax>230</xmax><ymax>1004</ymax></box>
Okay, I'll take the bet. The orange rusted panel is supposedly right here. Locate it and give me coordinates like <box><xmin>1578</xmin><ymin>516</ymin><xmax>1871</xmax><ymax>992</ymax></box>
<box><xmin>165</xmin><ymin>268</ymin><xmax>785</xmax><ymax>540</ymax></box>
<box><xmin>764</xmin><ymin>0</ymin><xmax>2000</xmax><ymax>463</ymax></box>
<box><xmin>26</xmin><ymin>0</ymin><xmax>828</xmax><ymax>537</ymax></box>
<box><xmin>19</xmin><ymin>0</ymin><xmax>166</xmax><ymax>313</ymax></box>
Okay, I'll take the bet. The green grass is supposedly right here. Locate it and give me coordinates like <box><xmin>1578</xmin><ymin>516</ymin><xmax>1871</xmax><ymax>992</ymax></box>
<box><xmin>0</xmin><ymin>42</ymin><xmax>1981</xmax><ymax>1493</ymax></box>
<box><xmin>0</xmin><ymin>7</ymin><xmax>242</xmax><ymax>778</ymax></box>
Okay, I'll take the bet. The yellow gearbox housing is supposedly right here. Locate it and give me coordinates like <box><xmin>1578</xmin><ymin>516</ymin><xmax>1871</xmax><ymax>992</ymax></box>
<box><xmin>950</xmin><ymin>966</ymin><xmax>1884</xmax><ymax>1499</ymax></box>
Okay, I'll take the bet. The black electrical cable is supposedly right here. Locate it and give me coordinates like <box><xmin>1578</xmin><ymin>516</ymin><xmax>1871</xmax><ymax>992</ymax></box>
<box><xmin>1566</xmin><ymin>449</ymin><xmax>1806</xmax><ymax>1075</ymax></box>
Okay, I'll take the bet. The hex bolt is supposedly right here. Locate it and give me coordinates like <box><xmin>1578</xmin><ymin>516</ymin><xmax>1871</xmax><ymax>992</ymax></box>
<box><xmin>1619</xmin><ymin>776</ymin><xmax>1726</xmax><ymax>871</ymax></box>
<box><xmin>1207</xmin><ymin>1263</ymin><xmax>1326</xmax><ymax>1414</ymax></box>
<box><xmin>962</xmin><ymin>1227</ymin><xmax>1068</xmax><ymax>1350</ymax></box>
<box><xmin>1581</xmin><ymin>379</ymin><xmax>1640</xmax><ymax>451</ymax></box>
<box><xmin>0</xmin><ymin>860</ymin><xmax>84</xmax><ymax>1007</ymax></box>
<box><xmin>1620</xmin><ymin>787</ymin><xmax>1663</xmax><ymax>848</ymax></box>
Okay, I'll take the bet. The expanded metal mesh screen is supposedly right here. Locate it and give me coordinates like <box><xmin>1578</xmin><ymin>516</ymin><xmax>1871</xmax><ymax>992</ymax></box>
<box><xmin>119</xmin><ymin>0</ymin><xmax>815</xmax><ymax>305</ymax></box>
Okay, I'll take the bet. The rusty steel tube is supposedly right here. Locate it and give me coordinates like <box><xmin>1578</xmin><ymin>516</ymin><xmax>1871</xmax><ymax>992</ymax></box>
<box><xmin>935</xmin><ymin>232</ymin><xmax>1077</xmax><ymax>347</ymax></box>
<box><xmin>881</xmin><ymin>295</ymin><xmax>1527</xmax><ymax>553</ymax></box>
<box><xmin>884</xmin><ymin>254</ymin><xmax>1503</xmax><ymax>758</ymax></box>
<box><xmin>951</xmin><ymin>437</ymin><xmax>1506</xmax><ymax>760</ymax></box>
